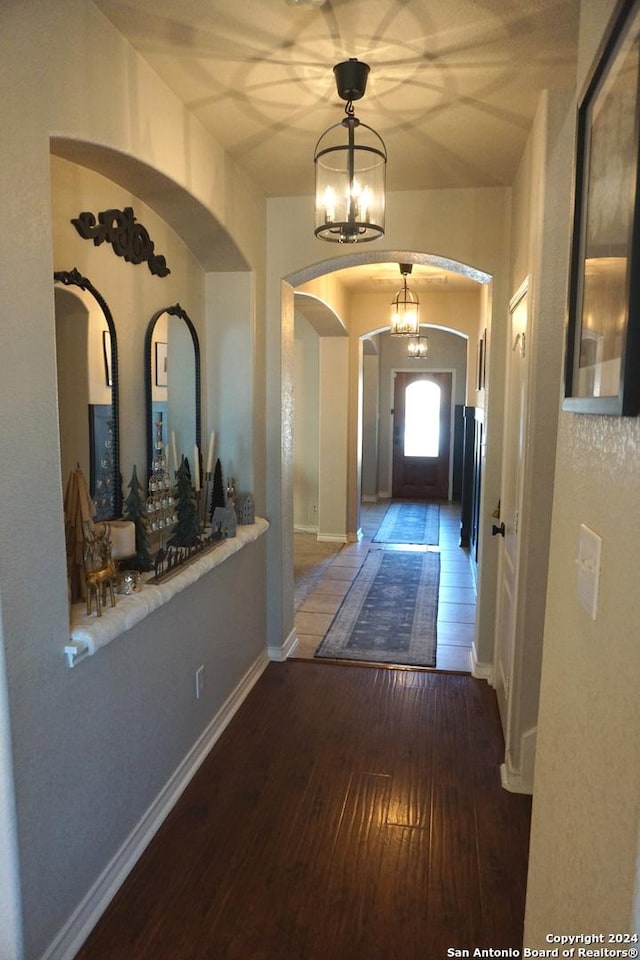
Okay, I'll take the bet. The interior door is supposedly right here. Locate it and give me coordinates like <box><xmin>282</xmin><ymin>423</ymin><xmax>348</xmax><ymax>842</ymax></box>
<box><xmin>392</xmin><ymin>371</ymin><xmax>452</xmax><ymax>499</ymax></box>
<box><xmin>494</xmin><ymin>281</ymin><xmax>529</xmax><ymax>728</ymax></box>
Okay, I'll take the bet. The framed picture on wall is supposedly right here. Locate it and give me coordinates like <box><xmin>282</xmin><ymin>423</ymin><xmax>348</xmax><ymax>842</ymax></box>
<box><xmin>155</xmin><ymin>341</ymin><xmax>168</xmax><ymax>387</ymax></box>
<box><xmin>563</xmin><ymin>0</ymin><xmax>640</xmax><ymax>415</ymax></box>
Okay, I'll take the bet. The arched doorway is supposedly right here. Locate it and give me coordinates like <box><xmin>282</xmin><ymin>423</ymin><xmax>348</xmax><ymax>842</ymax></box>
<box><xmin>279</xmin><ymin>252</ymin><xmax>494</xmax><ymax>670</ymax></box>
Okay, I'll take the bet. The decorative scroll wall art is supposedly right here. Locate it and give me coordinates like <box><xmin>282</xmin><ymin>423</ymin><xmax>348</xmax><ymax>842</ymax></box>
<box><xmin>71</xmin><ymin>207</ymin><xmax>171</xmax><ymax>277</ymax></box>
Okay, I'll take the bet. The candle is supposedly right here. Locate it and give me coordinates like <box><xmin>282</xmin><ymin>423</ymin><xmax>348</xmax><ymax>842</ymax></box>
<box><xmin>206</xmin><ymin>430</ymin><xmax>216</xmax><ymax>474</ymax></box>
<box><xmin>171</xmin><ymin>431</ymin><xmax>178</xmax><ymax>473</ymax></box>
<box><xmin>193</xmin><ymin>444</ymin><xmax>200</xmax><ymax>491</ymax></box>
<box><xmin>323</xmin><ymin>186</ymin><xmax>336</xmax><ymax>223</ymax></box>
<box><xmin>109</xmin><ymin>520</ymin><xmax>136</xmax><ymax>560</ymax></box>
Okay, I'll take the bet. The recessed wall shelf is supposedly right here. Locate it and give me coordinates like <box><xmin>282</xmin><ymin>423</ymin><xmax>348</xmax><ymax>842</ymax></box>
<box><xmin>64</xmin><ymin>518</ymin><xmax>269</xmax><ymax>667</ymax></box>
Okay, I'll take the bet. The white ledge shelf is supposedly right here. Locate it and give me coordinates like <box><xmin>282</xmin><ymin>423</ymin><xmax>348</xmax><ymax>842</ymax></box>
<box><xmin>65</xmin><ymin>518</ymin><xmax>269</xmax><ymax>668</ymax></box>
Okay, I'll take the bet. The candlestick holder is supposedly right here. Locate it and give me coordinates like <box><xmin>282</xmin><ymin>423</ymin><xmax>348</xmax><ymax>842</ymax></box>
<box><xmin>146</xmin><ymin>415</ymin><xmax>177</xmax><ymax>533</ymax></box>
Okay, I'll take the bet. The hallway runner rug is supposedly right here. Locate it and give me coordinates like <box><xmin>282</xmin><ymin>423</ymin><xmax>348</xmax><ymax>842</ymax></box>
<box><xmin>314</xmin><ymin>549</ymin><xmax>439</xmax><ymax>667</ymax></box>
<box><xmin>372</xmin><ymin>501</ymin><xmax>440</xmax><ymax>545</ymax></box>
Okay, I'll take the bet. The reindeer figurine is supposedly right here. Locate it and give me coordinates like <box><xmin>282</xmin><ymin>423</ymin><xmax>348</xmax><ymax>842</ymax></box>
<box><xmin>83</xmin><ymin>522</ymin><xmax>118</xmax><ymax>617</ymax></box>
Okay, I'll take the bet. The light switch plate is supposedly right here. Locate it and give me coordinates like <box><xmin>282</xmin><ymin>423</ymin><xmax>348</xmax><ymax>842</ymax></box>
<box><xmin>577</xmin><ymin>524</ymin><xmax>602</xmax><ymax>620</ymax></box>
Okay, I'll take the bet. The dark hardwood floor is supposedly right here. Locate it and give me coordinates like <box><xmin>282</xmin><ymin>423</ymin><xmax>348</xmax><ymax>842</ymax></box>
<box><xmin>74</xmin><ymin>661</ymin><xmax>532</xmax><ymax>960</ymax></box>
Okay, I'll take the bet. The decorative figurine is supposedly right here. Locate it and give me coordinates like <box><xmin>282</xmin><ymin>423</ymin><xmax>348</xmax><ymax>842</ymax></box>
<box><xmin>169</xmin><ymin>459</ymin><xmax>201</xmax><ymax>548</ymax></box>
<box><xmin>236</xmin><ymin>492</ymin><xmax>255</xmax><ymax>525</ymax></box>
<box><xmin>212</xmin><ymin>506</ymin><xmax>237</xmax><ymax>539</ymax></box>
<box><xmin>209</xmin><ymin>457</ymin><xmax>226</xmax><ymax>521</ymax></box>
<box><xmin>64</xmin><ymin>465</ymin><xmax>97</xmax><ymax>604</ymax></box>
<box><xmin>226</xmin><ymin>476</ymin><xmax>236</xmax><ymax>511</ymax></box>
<box><xmin>83</xmin><ymin>522</ymin><xmax>117</xmax><ymax>617</ymax></box>
<box><xmin>123</xmin><ymin>465</ymin><xmax>153</xmax><ymax>571</ymax></box>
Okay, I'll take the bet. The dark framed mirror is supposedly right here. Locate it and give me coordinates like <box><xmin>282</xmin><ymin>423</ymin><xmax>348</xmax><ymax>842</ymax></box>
<box><xmin>54</xmin><ymin>268</ymin><xmax>122</xmax><ymax>520</ymax></box>
<box><xmin>144</xmin><ymin>303</ymin><xmax>201</xmax><ymax>485</ymax></box>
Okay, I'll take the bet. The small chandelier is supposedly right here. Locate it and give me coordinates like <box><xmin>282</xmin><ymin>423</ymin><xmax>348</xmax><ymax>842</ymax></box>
<box><xmin>314</xmin><ymin>59</ymin><xmax>387</xmax><ymax>243</ymax></box>
<box><xmin>390</xmin><ymin>264</ymin><xmax>420</xmax><ymax>336</ymax></box>
<box><xmin>408</xmin><ymin>336</ymin><xmax>429</xmax><ymax>359</ymax></box>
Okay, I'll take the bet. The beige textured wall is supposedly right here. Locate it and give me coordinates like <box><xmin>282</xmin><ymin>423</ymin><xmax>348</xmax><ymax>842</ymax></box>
<box><xmin>524</xmin><ymin>0</ymin><xmax>640</xmax><ymax>940</ymax></box>
<box><xmin>0</xmin><ymin>4</ymin><xmax>268</xmax><ymax>957</ymax></box>
<box><xmin>293</xmin><ymin>315</ymin><xmax>320</xmax><ymax>530</ymax></box>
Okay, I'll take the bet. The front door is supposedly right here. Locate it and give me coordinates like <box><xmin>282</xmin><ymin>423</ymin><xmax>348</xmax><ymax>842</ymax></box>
<box><xmin>392</xmin><ymin>371</ymin><xmax>452</xmax><ymax>499</ymax></box>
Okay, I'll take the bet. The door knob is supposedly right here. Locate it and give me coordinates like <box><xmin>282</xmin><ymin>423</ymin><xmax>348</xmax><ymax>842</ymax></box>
<box><xmin>492</xmin><ymin>522</ymin><xmax>505</xmax><ymax>537</ymax></box>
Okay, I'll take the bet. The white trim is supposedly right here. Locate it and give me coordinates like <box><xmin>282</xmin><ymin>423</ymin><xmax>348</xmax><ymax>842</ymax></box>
<box><xmin>470</xmin><ymin>642</ymin><xmax>493</xmax><ymax>683</ymax></box>
<box><xmin>317</xmin><ymin>534</ymin><xmax>348</xmax><ymax>543</ymax></box>
<box><xmin>499</xmin><ymin>729</ymin><xmax>536</xmax><ymax>795</ymax></box>
<box><xmin>293</xmin><ymin>523</ymin><xmax>318</xmax><ymax>534</ymax></box>
<box><xmin>268</xmin><ymin>627</ymin><xmax>298</xmax><ymax>661</ymax></box>
<box><xmin>41</xmin><ymin>650</ymin><xmax>270</xmax><ymax>960</ymax></box>
<box><xmin>500</xmin><ymin>761</ymin><xmax>533</xmax><ymax>795</ymax></box>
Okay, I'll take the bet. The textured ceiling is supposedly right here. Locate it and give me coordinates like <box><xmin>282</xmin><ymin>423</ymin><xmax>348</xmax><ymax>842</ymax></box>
<box><xmin>93</xmin><ymin>0</ymin><xmax>579</xmax><ymax>293</ymax></box>
<box><xmin>95</xmin><ymin>0</ymin><xmax>580</xmax><ymax>199</ymax></box>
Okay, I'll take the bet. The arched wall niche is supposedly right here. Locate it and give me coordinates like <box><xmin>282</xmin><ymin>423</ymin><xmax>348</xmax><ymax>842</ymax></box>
<box><xmin>50</xmin><ymin>138</ymin><xmax>251</xmax><ymax>273</ymax></box>
<box><xmin>50</xmin><ymin>137</ymin><xmax>259</xmax><ymax>512</ymax></box>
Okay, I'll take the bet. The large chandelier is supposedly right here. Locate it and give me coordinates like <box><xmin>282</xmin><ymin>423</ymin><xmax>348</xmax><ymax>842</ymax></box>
<box><xmin>390</xmin><ymin>264</ymin><xmax>420</xmax><ymax>336</ymax></box>
<box><xmin>314</xmin><ymin>59</ymin><xmax>387</xmax><ymax>243</ymax></box>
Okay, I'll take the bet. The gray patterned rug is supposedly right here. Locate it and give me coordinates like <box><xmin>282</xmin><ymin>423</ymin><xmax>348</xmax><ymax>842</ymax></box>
<box><xmin>373</xmin><ymin>501</ymin><xmax>440</xmax><ymax>545</ymax></box>
<box><xmin>314</xmin><ymin>549</ymin><xmax>439</xmax><ymax>667</ymax></box>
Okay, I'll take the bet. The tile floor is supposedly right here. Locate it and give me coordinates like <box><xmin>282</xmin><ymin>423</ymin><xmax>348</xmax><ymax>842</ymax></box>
<box><xmin>291</xmin><ymin>500</ymin><xmax>476</xmax><ymax>672</ymax></box>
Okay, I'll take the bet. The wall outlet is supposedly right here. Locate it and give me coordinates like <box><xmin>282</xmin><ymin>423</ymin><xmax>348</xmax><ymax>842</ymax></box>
<box><xmin>195</xmin><ymin>665</ymin><xmax>205</xmax><ymax>700</ymax></box>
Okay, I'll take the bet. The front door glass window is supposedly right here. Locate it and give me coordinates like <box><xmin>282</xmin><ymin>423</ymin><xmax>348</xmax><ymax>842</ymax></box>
<box><xmin>404</xmin><ymin>380</ymin><xmax>440</xmax><ymax>457</ymax></box>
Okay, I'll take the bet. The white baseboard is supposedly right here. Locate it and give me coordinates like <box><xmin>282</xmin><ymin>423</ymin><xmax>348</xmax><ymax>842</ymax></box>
<box><xmin>470</xmin><ymin>642</ymin><xmax>493</xmax><ymax>683</ymax></box>
<box><xmin>361</xmin><ymin>495</ymin><xmax>378</xmax><ymax>503</ymax></box>
<box><xmin>500</xmin><ymin>730</ymin><xmax>536</xmax><ymax>796</ymax></box>
<box><xmin>268</xmin><ymin>627</ymin><xmax>298</xmax><ymax>661</ymax></box>
<box><xmin>293</xmin><ymin>523</ymin><xmax>318</xmax><ymax>534</ymax></box>
<box><xmin>500</xmin><ymin>761</ymin><xmax>533</xmax><ymax>795</ymax></box>
<box><xmin>378</xmin><ymin>490</ymin><xmax>391</xmax><ymax>500</ymax></box>
<box><xmin>42</xmin><ymin>650</ymin><xmax>270</xmax><ymax>960</ymax></box>
<box><xmin>317</xmin><ymin>534</ymin><xmax>348</xmax><ymax>543</ymax></box>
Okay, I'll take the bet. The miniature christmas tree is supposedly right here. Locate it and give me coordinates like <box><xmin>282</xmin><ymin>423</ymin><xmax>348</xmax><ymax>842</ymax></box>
<box><xmin>123</xmin><ymin>465</ymin><xmax>153</xmax><ymax>571</ymax></box>
<box><xmin>209</xmin><ymin>457</ymin><xmax>225</xmax><ymax>521</ymax></box>
<box><xmin>169</xmin><ymin>459</ymin><xmax>201</xmax><ymax>548</ymax></box>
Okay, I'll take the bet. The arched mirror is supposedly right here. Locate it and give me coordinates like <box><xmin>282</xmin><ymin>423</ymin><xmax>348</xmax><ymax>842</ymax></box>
<box><xmin>54</xmin><ymin>268</ymin><xmax>121</xmax><ymax>520</ymax></box>
<box><xmin>145</xmin><ymin>303</ymin><xmax>201</xmax><ymax>485</ymax></box>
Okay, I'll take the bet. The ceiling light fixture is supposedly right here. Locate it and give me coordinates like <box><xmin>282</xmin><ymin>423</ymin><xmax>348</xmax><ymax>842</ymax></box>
<box><xmin>314</xmin><ymin>58</ymin><xmax>387</xmax><ymax>243</ymax></box>
<box><xmin>407</xmin><ymin>336</ymin><xmax>429</xmax><ymax>359</ymax></box>
<box><xmin>390</xmin><ymin>264</ymin><xmax>420</xmax><ymax>336</ymax></box>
